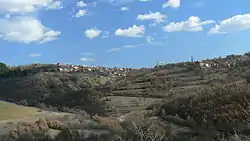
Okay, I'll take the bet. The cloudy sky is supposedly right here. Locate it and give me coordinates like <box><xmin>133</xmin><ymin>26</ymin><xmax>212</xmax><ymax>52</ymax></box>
<box><xmin>1</xmin><ymin>0</ymin><xmax>250</xmax><ymax>68</ymax></box>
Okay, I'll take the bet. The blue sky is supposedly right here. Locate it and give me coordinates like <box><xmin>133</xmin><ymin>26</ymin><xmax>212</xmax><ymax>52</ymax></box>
<box><xmin>1</xmin><ymin>0</ymin><xmax>250</xmax><ymax>68</ymax></box>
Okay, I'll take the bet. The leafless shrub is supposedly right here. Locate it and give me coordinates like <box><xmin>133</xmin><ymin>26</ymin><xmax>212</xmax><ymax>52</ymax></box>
<box><xmin>119</xmin><ymin>113</ymin><xmax>170</xmax><ymax>141</ymax></box>
<box><xmin>121</xmin><ymin>121</ymin><xmax>167</xmax><ymax>141</ymax></box>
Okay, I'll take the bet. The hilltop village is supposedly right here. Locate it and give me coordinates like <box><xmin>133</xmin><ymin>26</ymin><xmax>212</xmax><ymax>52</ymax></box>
<box><xmin>2</xmin><ymin>63</ymin><xmax>136</xmax><ymax>78</ymax></box>
<box><xmin>55</xmin><ymin>54</ymin><xmax>250</xmax><ymax>73</ymax></box>
<box><xmin>156</xmin><ymin>54</ymin><xmax>250</xmax><ymax>70</ymax></box>
<box><xmin>55</xmin><ymin>63</ymin><xmax>133</xmax><ymax>77</ymax></box>
<box><xmin>1</xmin><ymin>53</ymin><xmax>249</xmax><ymax>79</ymax></box>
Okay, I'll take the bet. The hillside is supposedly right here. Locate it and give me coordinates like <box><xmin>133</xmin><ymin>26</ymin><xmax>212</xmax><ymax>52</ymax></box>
<box><xmin>1</xmin><ymin>53</ymin><xmax>250</xmax><ymax>140</ymax></box>
<box><xmin>0</xmin><ymin>101</ymin><xmax>119</xmax><ymax>141</ymax></box>
<box><xmin>98</xmin><ymin>53</ymin><xmax>250</xmax><ymax>115</ymax></box>
<box><xmin>0</xmin><ymin>63</ymin><xmax>135</xmax><ymax>114</ymax></box>
<box><xmin>1</xmin><ymin>54</ymin><xmax>250</xmax><ymax>115</ymax></box>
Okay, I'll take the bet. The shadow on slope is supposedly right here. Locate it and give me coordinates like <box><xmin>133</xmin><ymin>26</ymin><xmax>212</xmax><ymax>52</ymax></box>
<box><xmin>0</xmin><ymin>72</ymin><xmax>109</xmax><ymax>115</ymax></box>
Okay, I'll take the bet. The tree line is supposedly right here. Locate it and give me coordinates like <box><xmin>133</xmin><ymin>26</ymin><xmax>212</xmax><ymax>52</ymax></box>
<box><xmin>0</xmin><ymin>62</ymin><xmax>11</xmax><ymax>77</ymax></box>
<box><xmin>0</xmin><ymin>62</ymin><xmax>58</xmax><ymax>78</ymax></box>
<box><xmin>0</xmin><ymin>62</ymin><xmax>31</xmax><ymax>78</ymax></box>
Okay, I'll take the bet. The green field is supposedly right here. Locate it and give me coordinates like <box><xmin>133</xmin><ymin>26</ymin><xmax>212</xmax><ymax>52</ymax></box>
<box><xmin>0</xmin><ymin>101</ymin><xmax>40</xmax><ymax>120</ymax></box>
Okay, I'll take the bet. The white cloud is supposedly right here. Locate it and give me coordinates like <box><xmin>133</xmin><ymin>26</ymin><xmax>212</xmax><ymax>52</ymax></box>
<box><xmin>40</xmin><ymin>30</ymin><xmax>61</xmax><ymax>43</ymax></box>
<box><xmin>47</xmin><ymin>1</ymin><xmax>63</xmax><ymax>10</ymax></box>
<box><xmin>75</xmin><ymin>9</ymin><xmax>87</xmax><ymax>17</ymax></box>
<box><xmin>137</xmin><ymin>12</ymin><xmax>167</xmax><ymax>23</ymax></box>
<box><xmin>0</xmin><ymin>0</ymin><xmax>54</xmax><ymax>13</ymax></box>
<box><xmin>85</xmin><ymin>28</ymin><xmax>102</xmax><ymax>39</ymax></box>
<box><xmin>28</xmin><ymin>53</ymin><xmax>41</xmax><ymax>57</ymax></box>
<box><xmin>115</xmin><ymin>25</ymin><xmax>145</xmax><ymax>37</ymax></box>
<box><xmin>80</xmin><ymin>57</ymin><xmax>96</xmax><ymax>62</ymax></box>
<box><xmin>0</xmin><ymin>16</ymin><xmax>61</xmax><ymax>43</ymax></box>
<box><xmin>163</xmin><ymin>16</ymin><xmax>215</xmax><ymax>32</ymax></box>
<box><xmin>146</xmin><ymin>36</ymin><xmax>163</xmax><ymax>45</ymax></box>
<box><xmin>106</xmin><ymin>48</ymin><xmax>121</xmax><ymax>52</ymax></box>
<box><xmin>124</xmin><ymin>45</ymin><xmax>136</xmax><ymax>48</ymax></box>
<box><xmin>120</xmin><ymin>7</ymin><xmax>129</xmax><ymax>11</ymax></box>
<box><xmin>146</xmin><ymin>36</ymin><xmax>154</xmax><ymax>43</ymax></box>
<box><xmin>208</xmin><ymin>14</ymin><xmax>250</xmax><ymax>34</ymax></box>
<box><xmin>77</xmin><ymin>1</ymin><xmax>87</xmax><ymax>8</ymax></box>
<box><xmin>102</xmin><ymin>0</ymin><xmax>134</xmax><ymax>5</ymax></box>
<box><xmin>163</xmin><ymin>0</ymin><xmax>180</xmax><ymax>9</ymax></box>
<box><xmin>0</xmin><ymin>1</ymin><xmax>61</xmax><ymax>43</ymax></box>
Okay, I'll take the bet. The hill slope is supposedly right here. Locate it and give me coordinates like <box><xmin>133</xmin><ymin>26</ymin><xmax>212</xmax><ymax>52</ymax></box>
<box><xmin>1</xmin><ymin>54</ymin><xmax>250</xmax><ymax>116</ymax></box>
<box><xmin>1</xmin><ymin>54</ymin><xmax>250</xmax><ymax>140</ymax></box>
<box><xmin>98</xmin><ymin>54</ymin><xmax>250</xmax><ymax>115</ymax></box>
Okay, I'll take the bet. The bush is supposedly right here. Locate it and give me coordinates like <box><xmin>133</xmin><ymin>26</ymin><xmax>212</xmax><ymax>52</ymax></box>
<box><xmin>120</xmin><ymin>115</ymin><xmax>170</xmax><ymax>141</ymax></box>
<box><xmin>240</xmin><ymin>70</ymin><xmax>250</xmax><ymax>83</ymax></box>
<box><xmin>91</xmin><ymin>113</ymin><xmax>170</xmax><ymax>141</ymax></box>
<box><xmin>51</xmin><ymin>88</ymin><xmax>107</xmax><ymax>116</ymax></box>
<box><xmin>17</xmin><ymin>99</ymin><xmax>29</xmax><ymax>106</ymax></box>
<box><xmin>0</xmin><ymin>62</ymin><xmax>10</xmax><ymax>77</ymax></box>
<box><xmin>160</xmin><ymin>83</ymin><xmax>250</xmax><ymax>138</ymax></box>
<box><xmin>244</xmin><ymin>52</ymin><xmax>250</xmax><ymax>57</ymax></box>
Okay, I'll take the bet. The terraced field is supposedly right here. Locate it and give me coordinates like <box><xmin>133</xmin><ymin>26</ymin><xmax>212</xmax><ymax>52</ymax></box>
<box><xmin>99</xmin><ymin>65</ymin><xmax>241</xmax><ymax>114</ymax></box>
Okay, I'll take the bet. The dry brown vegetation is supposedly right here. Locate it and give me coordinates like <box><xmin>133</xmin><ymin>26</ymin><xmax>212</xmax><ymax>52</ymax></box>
<box><xmin>157</xmin><ymin>82</ymin><xmax>250</xmax><ymax>140</ymax></box>
<box><xmin>1</xmin><ymin>53</ymin><xmax>250</xmax><ymax>140</ymax></box>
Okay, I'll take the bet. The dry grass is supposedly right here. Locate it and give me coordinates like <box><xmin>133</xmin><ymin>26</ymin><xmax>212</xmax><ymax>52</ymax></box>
<box><xmin>0</xmin><ymin>101</ymin><xmax>40</xmax><ymax>120</ymax></box>
<box><xmin>120</xmin><ymin>114</ymin><xmax>170</xmax><ymax>141</ymax></box>
<box><xmin>92</xmin><ymin>112</ymin><xmax>170</xmax><ymax>141</ymax></box>
<box><xmin>92</xmin><ymin>115</ymin><xmax>124</xmax><ymax>133</ymax></box>
<box><xmin>159</xmin><ymin>82</ymin><xmax>250</xmax><ymax>139</ymax></box>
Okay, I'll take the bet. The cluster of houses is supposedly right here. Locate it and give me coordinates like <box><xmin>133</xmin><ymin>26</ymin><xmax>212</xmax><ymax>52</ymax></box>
<box><xmin>195</xmin><ymin>60</ymin><xmax>236</xmax><ymax>69</ymax></box>
<box><xmin>10</xmin><ymin>54</ymin><xmax>249</xmax><ymax>78</ymax></box>
<box><xmin>194</xmin><ymin>54</ymin><xmax>250</xmax><ymax>69</ymax></box>
<box><xmin>55</xmin><ymin>57</ymin><xmax>242</xmax><ymax>77</ymax></box>
<box><xmin>156</xmin><ymin>55</ymin><xmax>248</xmax><ymax>70</ymax></box>
<box><xmin>56</xmin><ymin>63</ymin><xmax>133</xmax><ymax>77</ymax></box>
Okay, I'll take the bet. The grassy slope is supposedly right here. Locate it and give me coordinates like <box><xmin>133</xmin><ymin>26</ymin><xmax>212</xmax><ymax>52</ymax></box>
<box><xmin>0</xmin><ymin>101</ymin><xmax>40</xmax><ymax>120</ymax></box>
<box><xmin>0</xmin><ymin>101</ymin><xmax>71</xmax><ymax>121</ymax></box>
